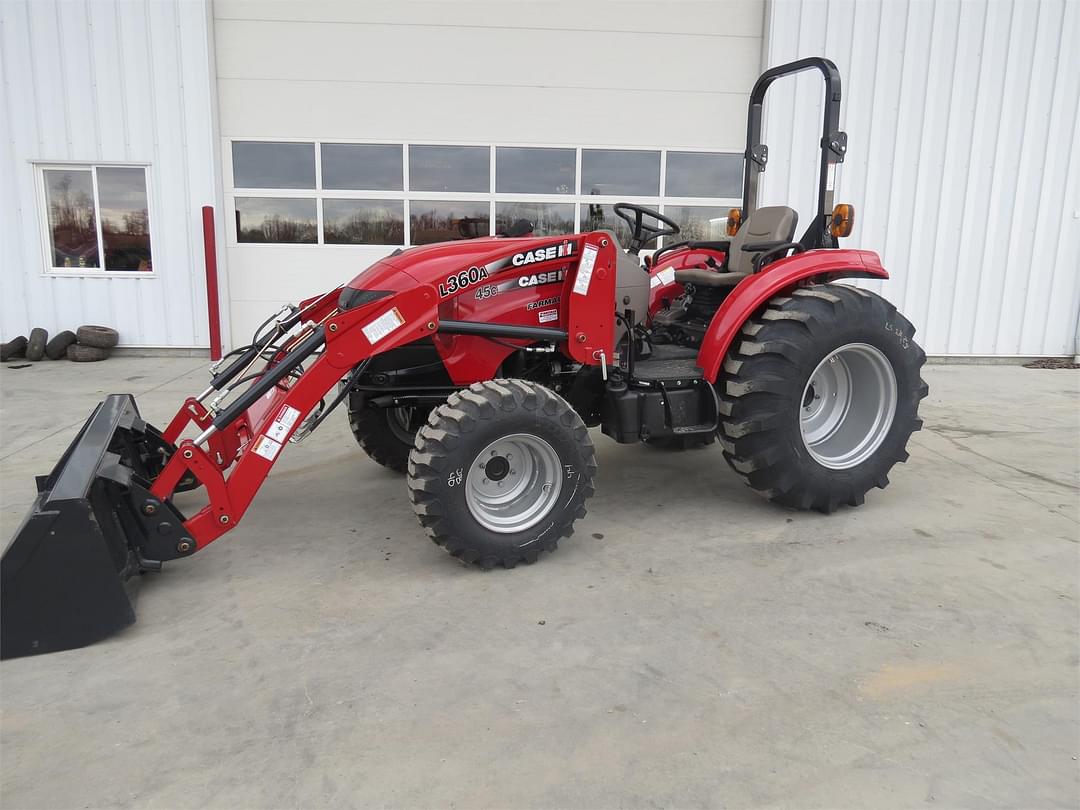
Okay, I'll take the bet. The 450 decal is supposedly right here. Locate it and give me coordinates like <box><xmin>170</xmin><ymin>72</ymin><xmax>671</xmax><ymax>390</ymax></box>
<box><xmin>439</xmin><ymin>266</ymin><xmax>489</xmax><ymax>298</ymax></box>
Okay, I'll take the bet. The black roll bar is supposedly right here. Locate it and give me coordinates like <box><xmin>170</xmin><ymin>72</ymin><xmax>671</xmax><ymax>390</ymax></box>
<box><xmin>741</xmin><ymin>57</ymin><xmax>847</xmax><ymax>246</ymax></box>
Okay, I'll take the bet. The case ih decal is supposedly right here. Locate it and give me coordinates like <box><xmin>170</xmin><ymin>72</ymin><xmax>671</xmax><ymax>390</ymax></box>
<box><xmin>510</xmin><ymin>241</ymin><xmax>575</xmax><ymax>267</ymax></box>
<box><xmin>437</xmin><ymin>240</ymin><xmax>575</xmax><ymax>298</ymax></box>
<box><xmin>517</xmin><ymin>269</ymin><xmax>566</xmax><ymax>288</ymax></box>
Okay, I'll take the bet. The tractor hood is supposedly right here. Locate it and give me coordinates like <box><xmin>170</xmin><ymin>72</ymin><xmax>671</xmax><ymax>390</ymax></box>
<box><xmin>343</xmin><ymin>235</ymin><xmax>584</xmax><ymax>298</ymax></box>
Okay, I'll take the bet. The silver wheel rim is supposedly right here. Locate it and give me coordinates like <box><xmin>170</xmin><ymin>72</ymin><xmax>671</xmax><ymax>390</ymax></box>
<box><xmin>464</xmin><ymin>433</ymin><xmax>563</xmax><ymax>534</ymax></box>
<box><xmin>387</xmin><ymin>407</ymin><xmax>416</xmax><ymax>444</ymax></box>
<box><xmin>799</xmin><ymin>343</ymin><xmax>897</xmax><ymax>470</ymax></box>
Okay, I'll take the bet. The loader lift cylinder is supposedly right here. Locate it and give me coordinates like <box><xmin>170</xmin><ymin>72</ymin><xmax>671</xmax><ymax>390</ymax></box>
<box><xmin>198</xmin><ymin>326</ymin><xmax>327</xmax><ymax>444</ymax></box>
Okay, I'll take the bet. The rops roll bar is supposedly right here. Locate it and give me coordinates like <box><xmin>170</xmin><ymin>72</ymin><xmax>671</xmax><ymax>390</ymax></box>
<box><xmin>741</xmin><ymin>57</ymin><xmax>847</xmax><ymax>249</ymax></box>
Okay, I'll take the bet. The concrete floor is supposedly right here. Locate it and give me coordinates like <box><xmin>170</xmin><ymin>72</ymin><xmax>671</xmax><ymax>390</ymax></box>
<box><xmin>0</xmin><ymin>358</ymin><xmax>1077</xmax><ymax>809</ymax></box>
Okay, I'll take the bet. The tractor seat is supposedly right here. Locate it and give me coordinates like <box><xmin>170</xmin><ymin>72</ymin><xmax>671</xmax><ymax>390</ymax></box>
<box><xmin>673</xmin><ymin>205</ymin><xmax>798</xmax><ymax>287</ymax></box>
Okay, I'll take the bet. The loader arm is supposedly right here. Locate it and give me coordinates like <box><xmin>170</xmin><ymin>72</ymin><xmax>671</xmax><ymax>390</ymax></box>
<box><xmin>152</xmin><ymin>283</ymin><xmax>440</xmax><ymax>547</ymax></box>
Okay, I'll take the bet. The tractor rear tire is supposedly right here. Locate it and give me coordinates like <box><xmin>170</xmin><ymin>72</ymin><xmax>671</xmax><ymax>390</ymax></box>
<box><xmin>718</xmin><ymin>284</ymin><xmax>927</xmax><ymax>513</ymax></box>
<box><xmin>26</xmin><ymin>328</ymin><xmax>48</xmax><ymax>361</ymax></box>
<box><xmin>347</xmin><ymin>397</ymin><xmax>431</xmax><ymax>474</ymax></box>
<box><xmin>407</xmin><ymin>379</ymin><xmax>597</xmax><ymax>569</ymax></box>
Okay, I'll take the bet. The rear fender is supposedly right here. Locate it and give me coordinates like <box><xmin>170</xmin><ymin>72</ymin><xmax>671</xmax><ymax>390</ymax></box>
<box><xmin>696</xmin><ymin>249</ymin><xmax>888</xmax><ymax>382</ymax></box>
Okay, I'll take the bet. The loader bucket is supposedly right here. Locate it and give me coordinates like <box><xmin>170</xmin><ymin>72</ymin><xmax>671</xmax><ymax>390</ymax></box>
<box><xmin>1</xmin><ymin>394</ymin><xmax>187</xmax><ymax>659</ymax></box>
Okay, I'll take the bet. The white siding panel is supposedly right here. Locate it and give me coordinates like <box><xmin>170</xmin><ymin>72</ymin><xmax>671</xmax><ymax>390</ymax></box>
<box><xmin>762</xmin><ymin>0</ymin><xmax>1080</xmax><ymax>356</ymax></box>
<box><xmin>0</xmin><ymin>0</ymin><xmax>218</xmax><ymax>348</ymax></box>
<box><xmin>213</xmin><ymin>0</ymin><xmax>766</xmax><ymax>39</ymax></box>
<box><xmin>217</xmin><ymin>80</ymin><xmax>752</xmax><ymax>150</ymax></box>
<box><xmin>215</xmin><ymin>20</ymin><xmax>762</xmax><ymax>95</ymax></box>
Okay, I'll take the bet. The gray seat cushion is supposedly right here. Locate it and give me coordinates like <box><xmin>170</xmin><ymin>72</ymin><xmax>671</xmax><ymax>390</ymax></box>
<box><xmin>671</xmin><ymin>206</ymin><xmax>798</xmax><ymax>288</ymax></box>
<box><xmin>727</xmin><ymin>205</ymin><xmax>798</xmax><ymax>275</ymax></box>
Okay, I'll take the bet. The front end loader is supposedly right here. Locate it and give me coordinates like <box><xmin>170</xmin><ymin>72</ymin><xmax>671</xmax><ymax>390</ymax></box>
<box><xmin>2</xmin><ymin>57</ymin><xmax>927</xmax><ymax>659</ymax></box>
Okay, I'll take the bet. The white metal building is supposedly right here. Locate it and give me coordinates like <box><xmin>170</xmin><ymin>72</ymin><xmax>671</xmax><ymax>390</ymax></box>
<box><xmin>1</xmin><ymin>0</ymin><xmax>1077</xmax><ymax>357</ymax></box>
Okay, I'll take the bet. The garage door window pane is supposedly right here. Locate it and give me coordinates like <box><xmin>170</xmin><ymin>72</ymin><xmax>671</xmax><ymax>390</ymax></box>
<box><xmin>324</xmin><ymin>199</ymin><xmax>404</xmax><ymax>244</ymax></box>
<box><xmin>43</xmin><ymin>169</ymin><xmax>99</xmax><ymax>268</ymax></box>
<box><xmin>496</xmin><ymin>147</ymin><xmax>575</xmax><ymax>194</ymax></box>
<box><xmin>97</xmin><ymin>167</ymin><xmax>152</xmax><ymax>271</ymax></box>
<box><xmin>579</xmin><ymin>203</ymin><xmax>633</xmax><ymax>246</ymax></box>
<box><xmin>410</xmin><ymin>200</ymin><xmax>490</xmax><ymax>244</ymax></box>
<box><xmin>409</xmin><ymin>146</ymin><xmax>489</xmax><ymax>192</ymax></box>
<box><xmin>321</xmin><ymin>144</ymin><xmax>403</xmax><ymax>191</ymax></box>
<box><xmin>496</xmin><ymin>202</ymin><xmax>575</xmax><ymax>237</ymax></box>
<box><xmin>232</xmin><ymin>142</ymin><xmax>315</xmax><ymax>189</ymax></box>
<box><xmin>235</xmin><ymin>198</ymin><xmax>317</xmax><ymax>243</ymax></box>
<box><xmin>666</xmin><ymin>152</ymin><xmax>743</xmax><ymax>198</ymax></box>
<box><xmin>581</xmin><ymin>149</ymin><xmax>660</xmax><ymax>196</ymax></box>
<box><xmin>663</xmin><ymin>205</ymin><xmax>728</xmax><ymax>242</ymax></box>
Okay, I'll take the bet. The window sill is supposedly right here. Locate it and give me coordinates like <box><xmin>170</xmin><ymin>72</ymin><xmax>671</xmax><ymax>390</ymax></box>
<box><xmin>43</xmin><ymin>270</ymin><xmax>159</xmax><ymax>279</ymax></box>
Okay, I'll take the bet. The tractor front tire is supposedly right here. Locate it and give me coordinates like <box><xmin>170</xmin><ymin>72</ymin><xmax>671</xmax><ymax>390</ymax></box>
<box><xmin>347</xmin><ymin>397</ymin><xmax>431</xmax><ymax>474</ymax></box>
<box><xmin>718</xmin><ymin>284</ymin><xmax>927</xmax><ymax>513</ymax></box>
<box><xmin>407</xmin><ymin>379</ymin><xmax>597</xmax><ymax>569</ymax></box>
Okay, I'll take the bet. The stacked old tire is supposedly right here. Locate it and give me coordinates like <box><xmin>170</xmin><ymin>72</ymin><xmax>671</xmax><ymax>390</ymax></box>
<box><xmin>1</xmin><ymin>325</ymin><xmax>119</xmax><ymax>363</ymax></box>
<box><xmin>69</xmin><ymin>325</ymin><xmax>119</xmax><ymax>362</ymax></box>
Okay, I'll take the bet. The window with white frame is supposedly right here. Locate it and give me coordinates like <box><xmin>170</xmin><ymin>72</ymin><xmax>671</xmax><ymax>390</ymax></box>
<box><xmin>228</xmin><ymin>142</ymin><xmax>742</xmax><ymax>248</ymax></box>
<box><xmin>38</xmin><ymin>164</ymin><xmax>154</xmax><ymax>273</ymax></box>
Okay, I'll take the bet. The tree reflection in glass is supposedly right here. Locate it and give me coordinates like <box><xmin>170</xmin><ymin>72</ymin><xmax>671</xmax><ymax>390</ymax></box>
<box><xmin>44</xmin><ymin>169</ymin><xmax>99</xmax><ymax>268</ymax></box>
<box><xmin>98</xmin><ymin>167</ymin><xmax>152</xmax><ymax>270</ymax></box>
<box><xmin>495</xmin><ymin>202</ymin><xmax>575</xmax><ymax>237</ymax></box>
<box><xmin>323</xmin><ymin>200</ymin><xmax>404</xmax><ymax>245</ymax></box>
<box><xmin>410</xmin><ymin>201</ymin><xmax>490</xmax><ymax>244</ymax></box>
<box><xmin>235</xmin><ymin>198</ymin><xmax>318</xmax><ymax>243</ymax></box>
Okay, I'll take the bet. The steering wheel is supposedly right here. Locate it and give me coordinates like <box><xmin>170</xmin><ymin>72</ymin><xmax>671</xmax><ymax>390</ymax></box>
<box><xmin>613</xmin><ymin>203</ymin><xmax>681</xmax><ymax>254</ymax></box>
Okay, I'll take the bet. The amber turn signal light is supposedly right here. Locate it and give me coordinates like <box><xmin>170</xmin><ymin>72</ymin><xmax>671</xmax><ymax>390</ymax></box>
<box><xmin>830</xmin><ymin>204</ymin><xmax>855</xmax><ymax>238</ymax></box>
<box><xmin>726</xmin><ymin>208</ymin><xmax>742</xmax><ymax>236</ymax></box>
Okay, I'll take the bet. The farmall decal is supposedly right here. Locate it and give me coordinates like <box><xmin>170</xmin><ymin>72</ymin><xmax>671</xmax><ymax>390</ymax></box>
<box><xmin>510</xmin><ymin>241</ymin><xmax>575</xmax><ymax>267</ymax></box>
<box><xmin>526</xmin><ymin>295</ymin><xmax>561</xmax><ymax>311</ymax></box>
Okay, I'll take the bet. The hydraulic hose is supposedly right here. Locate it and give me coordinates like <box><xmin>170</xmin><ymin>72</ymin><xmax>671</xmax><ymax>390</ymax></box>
<box><xmin>200</xmin><ymin>326</ymin><xmax>326</xmax><ymax>441</ymax></box>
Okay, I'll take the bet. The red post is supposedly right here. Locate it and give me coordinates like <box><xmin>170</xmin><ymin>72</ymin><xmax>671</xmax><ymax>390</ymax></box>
<box><xmin>201</xmin><ymin>205</ymin><xmax>223</xmax><ymax>361</ymax></box>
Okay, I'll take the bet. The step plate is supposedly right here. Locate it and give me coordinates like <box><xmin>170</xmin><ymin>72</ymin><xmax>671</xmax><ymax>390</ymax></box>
<box><xmin>631</xmin><ymin>356</ymin><xmax>703</xmax><ymax>383</ymax></box>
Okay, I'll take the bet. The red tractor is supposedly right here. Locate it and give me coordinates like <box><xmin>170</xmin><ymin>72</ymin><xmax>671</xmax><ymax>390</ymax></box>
<box><xmin>1</xmin><ymin>58</ymin><xmax>927</xmax><ymax>658</ymax></box>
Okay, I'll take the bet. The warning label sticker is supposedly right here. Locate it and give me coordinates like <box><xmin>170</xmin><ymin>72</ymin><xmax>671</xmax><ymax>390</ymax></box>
<box><xmin>253</xmin><ymin>435</ymin><xmax>282</xmax><ymax>461</ymax></box>
<box><xmin>538</xmin><ymin>308</ymin><xmax>559</xmax><ymax>324</ymax></box>
<box><xmin>362</xmin><ymin>307</ymin><xmax>405</xmax><ymax>344</ymax></box>
<box><xmin>573</xmin><ymin>245</ymin><xmax>599</xmax><ymax>296</ymax></box>
<box><xmin>650</xmin><ymin>266</ymin><xmax>677</xmax><ymax>288</ymax></box>
<box><xmin>265</xmin><ymin>404</ymin><xmax>301</xmax><ymax>442</ymax></box>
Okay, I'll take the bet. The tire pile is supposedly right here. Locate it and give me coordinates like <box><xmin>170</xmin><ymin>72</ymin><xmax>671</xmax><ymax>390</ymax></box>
<box><xmin>1</xmin><ymin>325</ymin><xmax>120</xmax><ymax>363</ymax></box>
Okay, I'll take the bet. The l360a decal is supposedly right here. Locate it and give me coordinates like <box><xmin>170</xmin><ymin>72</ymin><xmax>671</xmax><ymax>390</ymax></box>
<box><xmin>438</xmin><ymin>265</ymin><xmax>490</xmax><ymax>297</ymax></box>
